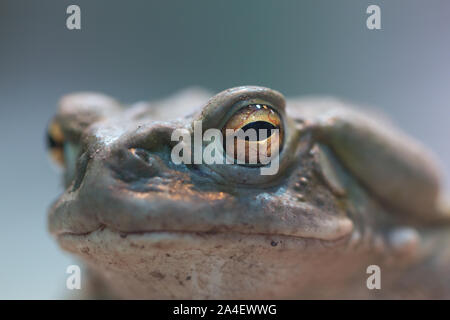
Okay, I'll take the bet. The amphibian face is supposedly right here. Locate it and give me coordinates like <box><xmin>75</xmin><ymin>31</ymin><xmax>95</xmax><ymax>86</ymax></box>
<box><xmin>46</xmin><ymin>86</ymin><xmax>450</xmax><ymax>299</ymax></box>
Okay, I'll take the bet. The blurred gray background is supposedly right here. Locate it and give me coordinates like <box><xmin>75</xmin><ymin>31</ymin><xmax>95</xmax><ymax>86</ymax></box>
<box><xmin>0</xmin><ymin>0</ymin><xmax>449</xmax><ymax>299</ymax></box>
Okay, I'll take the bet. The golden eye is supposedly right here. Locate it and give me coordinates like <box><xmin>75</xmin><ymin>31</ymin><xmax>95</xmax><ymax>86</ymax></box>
<box><xmin>46</xmin><ymin>121</ymin><xmax>65</xmax><ymax>167</ymax></box>
<box><xmin>222</xmin><ymin>104</ymin><xmax>283</xmax><ymax>165</ymax></box>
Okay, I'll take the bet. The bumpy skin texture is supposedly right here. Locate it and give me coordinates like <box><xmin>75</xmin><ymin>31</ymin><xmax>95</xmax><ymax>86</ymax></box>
<box><xmin>47</xmin><ymin>86</ymin><xmax>450</xmax><ymax>299</ymax></box>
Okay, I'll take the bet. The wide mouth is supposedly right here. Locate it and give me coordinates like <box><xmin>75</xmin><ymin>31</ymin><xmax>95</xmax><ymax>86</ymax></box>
<box><xmin>56</xmin><ymin>226</ymin><xmax>353</xmax><ymax>254</ymax></box>
<box><xmin>57</xmin><ymin>225</ymin><xmax>352</xmax><ymax>242</ymax></box>
<box><xmin>48</xmin><ymin>147</ymin><xmax>354</xmax><ymax>242</ymax></box>
<box><xmin>50</xmin><ymin>186</ymin><xmax>354</xmax><ymax>242</ymax></box>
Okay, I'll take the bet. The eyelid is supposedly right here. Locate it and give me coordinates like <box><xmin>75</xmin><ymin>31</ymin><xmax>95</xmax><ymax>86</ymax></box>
<box><xmin>223</xmin><ymin>104</ymin><xmax>282</xmax><ymax>132</ymax></box>
<box><xmin>220</xmin><ymin>100</ymin><xmax>282</xmax><ymax>132</ymax></box>
<box><xmin>194</xmin><ymin>86</ymin><xmax>286</xmax><ymax>133</ymax></box>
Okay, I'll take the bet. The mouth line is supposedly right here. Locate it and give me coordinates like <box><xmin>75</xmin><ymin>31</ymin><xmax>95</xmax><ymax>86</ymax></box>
<box><xmin>56</xmin><ymin>224</ymin><xmax>351</xmax><ymax>244</ymax></box>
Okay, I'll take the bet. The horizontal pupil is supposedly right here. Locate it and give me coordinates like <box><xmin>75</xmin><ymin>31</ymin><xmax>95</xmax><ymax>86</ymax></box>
<box><xmin>240</xmin><ymin>121</ymin><xmax>277</xmax><ymax>141</ymax></box>
<box><xmin>47</xmin><ymin>133</ymin><xmax>63</xmax><ymax>150</ymax></box>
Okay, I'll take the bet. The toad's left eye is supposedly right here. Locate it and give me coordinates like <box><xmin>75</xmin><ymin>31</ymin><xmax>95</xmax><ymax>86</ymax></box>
<box><xmin>221</xmin><ymin>104</ymin><xmax>283</xmax><ymax>164</ymax></box>
<box><xmin>46</xmin><ymin>121</ymin><xmax>65</xmax><ymax>167</ymax></box>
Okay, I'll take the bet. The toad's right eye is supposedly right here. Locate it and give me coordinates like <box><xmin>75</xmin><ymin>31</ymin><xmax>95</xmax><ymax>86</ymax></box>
<box><xmin>46</xmin><ymin>121</ymin><xmax>65</xmax><ymax>167</ymax></box>
<box><xmin>221</xmin><ymin>103</ymin><xmax>284</xmax><ymax>165</ymax></box>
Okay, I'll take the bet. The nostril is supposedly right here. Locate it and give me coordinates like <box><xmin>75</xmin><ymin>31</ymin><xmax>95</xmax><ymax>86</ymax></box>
<box><xmin>127</xmin><ymin>148</ymin><xmax>162</xmax><ymax>176</ymax></box>
<box><xmin>131</xmin><ymin>124</ymin><xmax>176</xmax><ymax>152</ymax></box>
<box><xmin>106</xmin><ymin>148</ymin><xmax>162</xmax><ymax>183</ymax></box>
<box><xmin>130</xmin><ymin>148</ymin><xmax>150</xmax><ymax>163</ymax></box>
<box><xmin>71</xmin><ymin>152</ymin><xmax>90</xmax><ymax>192</ymax></box>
